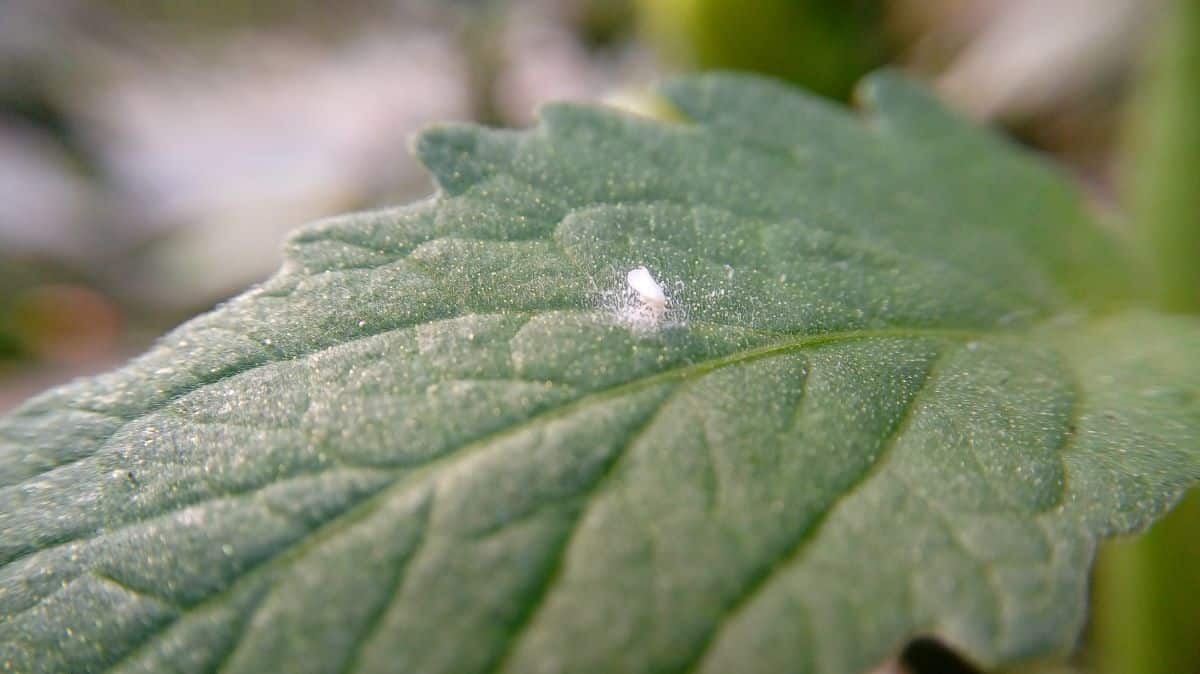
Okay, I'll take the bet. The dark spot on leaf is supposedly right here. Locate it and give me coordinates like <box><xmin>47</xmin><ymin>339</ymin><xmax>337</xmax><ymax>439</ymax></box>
<box><xmin>901</xmin><ymin>637</ymin><xmax>981</xmax><ymax>674</ymax></box>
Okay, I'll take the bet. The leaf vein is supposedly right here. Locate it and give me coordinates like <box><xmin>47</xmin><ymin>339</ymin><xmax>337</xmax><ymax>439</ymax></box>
<box><xmin>338</xmin><ymin>490</ymin><xmax>435</xmax><ymax>674</ymax></box>
<box><xmin>674</xmin><ymin>345</ymin><xmax>948</xmax><ymax>674</ymax></box>
<box><xmin>483</xmin><ymin>381</ymin><xmax>683</xmax><ymax>674</ymax></box>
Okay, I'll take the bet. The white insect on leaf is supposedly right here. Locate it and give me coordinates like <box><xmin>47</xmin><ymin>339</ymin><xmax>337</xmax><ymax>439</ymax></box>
<box><xmin>627</xmin><ymin>266</ymin><xmax>666</xmax><ymax>314</ymax></box>
<box><xmin>624</xmin><ymin>265</ymin><xmax>670</xmax><ymax>330</ymax></box>
<box><xmin>599</xmin><ymin>264</ymin><xmax>681</xmax><ymax>333</ymax></box>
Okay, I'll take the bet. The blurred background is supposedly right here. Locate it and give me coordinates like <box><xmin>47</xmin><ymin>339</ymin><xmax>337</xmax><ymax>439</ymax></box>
<box><xmin>1</xmin><ymin>1</ymin><xmax>1195</xmax><ymax>673</ymax></box>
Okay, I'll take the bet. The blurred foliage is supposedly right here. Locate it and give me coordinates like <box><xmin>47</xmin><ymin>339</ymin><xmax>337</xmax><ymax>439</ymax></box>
<box><xmin>0</xmin><ymin>263</ymin><xmax>43</xmax><ymax>363</ymax></box>
<box><xmin>0</xmin><ymin>261</ymin><xmax>122</xmax><ymax>365</ymax></box>
<box><xmin>573</xmin><ymin>0</ymin><xmax>638</xmax><ymax>48</ymax></box>
<box><xmin>636</xmin><ymin>0</ymin><xmax>888</xmax><ymax>100</ymax></box>
<box><xmin>0</xmin><ymin>326</ymin><xmax>22</xmax><ymax>360</ymax></box>
<box><xmin>97</xmin><ymin>0</ymin><xmax>395</xmax><ymax>32</ymax></box>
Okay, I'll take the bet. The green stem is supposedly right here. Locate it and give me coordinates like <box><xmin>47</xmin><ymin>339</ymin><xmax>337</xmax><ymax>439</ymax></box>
<box><xmin>1094</xmin><ymin>493</ymin><xmax>1200</xmax><ymax>674</ymax></box>
<box><xmin>1094</xmin><ymin>3</ymin><xmax>1200</xmax><ymax>674</ymax></box>
<box><xmin>1133</xmin><ymin>0</ymin><xmax>1200</xmax><ymax>312</ymax></box>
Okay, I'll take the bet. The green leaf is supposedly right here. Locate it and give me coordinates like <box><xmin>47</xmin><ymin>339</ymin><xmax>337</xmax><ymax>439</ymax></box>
<box><xmin>2</xmin><ymin>72</ymin><xmax>1199</xmax><ymax>674</ymax></box>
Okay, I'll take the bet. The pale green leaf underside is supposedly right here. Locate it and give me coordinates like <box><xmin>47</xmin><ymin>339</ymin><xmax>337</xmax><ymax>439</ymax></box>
<box><xmin>2</xmin><ymin>72</ymin><xmax>1199</xmax><ymax>674</ymax></box>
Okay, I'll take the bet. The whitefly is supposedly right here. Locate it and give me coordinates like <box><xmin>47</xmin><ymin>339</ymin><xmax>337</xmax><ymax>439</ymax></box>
<box><xmin>600</xmin><ymin>264</ymin><xmax>686</xmax><ymax>333</ymax></box>
<box><xmin>626</xmin><ymin>266</ymin><xmax>667</xmax><ymax>320</ymax></box>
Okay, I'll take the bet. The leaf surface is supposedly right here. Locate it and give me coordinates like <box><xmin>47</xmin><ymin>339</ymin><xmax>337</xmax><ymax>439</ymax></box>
<box><xmin>2</xmin><ymin>72</ymin><xmax>1199</xmax><ymax>674</ymax></box>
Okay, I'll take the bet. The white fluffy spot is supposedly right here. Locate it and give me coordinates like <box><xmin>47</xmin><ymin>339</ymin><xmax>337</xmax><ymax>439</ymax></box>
<box><xmin>597</xmin><ymin>264</ymin><xmax>682</xmax><ymax>333</ymax></box>
<box><xmin>592</xmin><ymin>265</ymin><xmax>685</xmax><ymax>333</ymax></box>
<box><xmin>627</xmin><ymin>266</ymin><xmax>666</xmax><ymax>317</ymax></box>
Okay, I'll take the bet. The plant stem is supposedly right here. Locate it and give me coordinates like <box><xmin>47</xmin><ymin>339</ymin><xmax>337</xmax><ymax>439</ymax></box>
<box><xmin>1133</xmin><ymin>0</ymin><xmax>1200</xmax><ymax>311</ymax></box>
<box><xmin>1094</xmin><ymin>494</ymin><xmax>1200</xmax><ymax>674</ymax></box>
<box><xmin>1094</xmin><ymin>3</ymin><xmax>1200</xmax><ymax>674</ymax></box>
